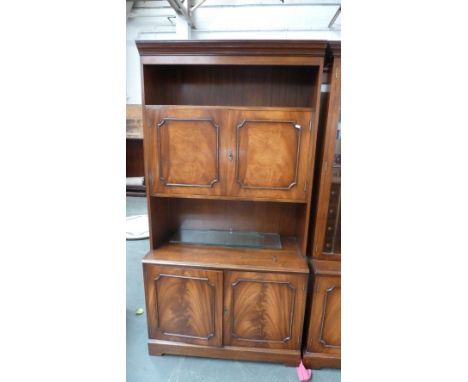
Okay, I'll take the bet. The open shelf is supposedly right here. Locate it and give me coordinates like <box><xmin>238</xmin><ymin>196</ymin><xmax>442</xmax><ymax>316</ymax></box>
<box><xmin>143</xmin><ymin>236</ymin><xmax>308</xmax><ymax>274</ymax></box>
<box><xmin>149</xmin><ymin>196</ymin><xmax>311</xmax><ymax>257</ymax></box>
<box><xmin>143</xmin><ymin>65</ymin><xmax>319</xmax><ymax>108</ymax></box>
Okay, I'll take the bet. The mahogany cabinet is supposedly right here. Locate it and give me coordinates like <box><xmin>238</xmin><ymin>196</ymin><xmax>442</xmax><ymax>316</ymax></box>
<box><xmin>310</xmin><ymin>42</ymin><xmax>341</xmax><ymax>262</ymax></box>
<box><xmin>303</xmin><ymin>260</ymin><xmax>341</xmax><ymax>369</ymax></box>
<box><xmin>309</xmin><ymin>272</ymin><xmax>341</xmax><ymax>353</ymax></box>
<box><xmin>137</xmin><ymin>40</ymin><xmax>327</xmax><ymax>365</ymax></box>
<box><xmin>304</xmin><ymin>41</ymin><xmax>341</xmax><ymax>369</ymax></box>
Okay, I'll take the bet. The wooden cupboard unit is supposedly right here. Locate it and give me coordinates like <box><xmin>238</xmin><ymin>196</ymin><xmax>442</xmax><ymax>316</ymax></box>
<box><xmin>137</xmin><ymin>40</ymin><xmax>327</xmax><ymax>365</ymax></box>
<box><xmin>303</xmin><ymin>260</ymin><xmax>341</xmax><ymax>369</ymax></box>
<box><xmin>310</xmin><ymin>42</ymin><xmax>341</xmax><ymax>262</ymax></box>
<box><xmin>304</xmin><ymin>41</ymin><xmax>341</xmax><ymax>369</ymax></box>
<box><xmin>309</xmin><ymin>273</ymin><xmax>341</xmax><ymax>353</ymax></box>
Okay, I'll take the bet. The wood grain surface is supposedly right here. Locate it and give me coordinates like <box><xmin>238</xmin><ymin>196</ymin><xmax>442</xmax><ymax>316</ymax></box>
<box><xmin>144</xmin><ymin>265</ymin><xmax>223</xmax><ymax>347</ymax></box>
<box><xmin>143</xmin><ymin>237</ymin><xmax>309</xmax><ymax>274</ymax></box>
<box><xmin>224</xmin><ymin>271</ymin><xmax>307</xmax><ymax>350</ymax></box>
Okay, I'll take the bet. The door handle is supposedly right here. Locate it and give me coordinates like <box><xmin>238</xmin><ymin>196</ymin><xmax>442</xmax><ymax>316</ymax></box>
<box><xmin>228</xmin><ymin>150</ymin><xmax>233</xmax><ymax>161</ymax></box>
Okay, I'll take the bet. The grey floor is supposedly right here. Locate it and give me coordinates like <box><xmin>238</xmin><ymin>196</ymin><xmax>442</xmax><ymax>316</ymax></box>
<box><xmin>126</xmin><ymin>196</ymin><xmax>341</xmax><ymax>382</ymax></box>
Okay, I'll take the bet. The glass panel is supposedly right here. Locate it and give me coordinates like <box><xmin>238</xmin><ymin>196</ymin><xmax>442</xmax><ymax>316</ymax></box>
<box><xmin>169</xmin><ymin>229</ymin><xmax>282</xmax><ymax>249</ymax></box>
<box><xmin>323</xmin><ymin>111</ymin><xmax>341</xmax><ymax>255</ymax></box>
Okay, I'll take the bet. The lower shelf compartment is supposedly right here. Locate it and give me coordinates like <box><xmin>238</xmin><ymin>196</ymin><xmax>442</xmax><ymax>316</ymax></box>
<box><xmin>148</xmin><ymin>339</ymin><xmax>301</xmax><ymax>367</ymax></box>
<box><xmin>169</xmin><ymin>229</ymin><xmax>282</xmax><ymax>249</ymax></box>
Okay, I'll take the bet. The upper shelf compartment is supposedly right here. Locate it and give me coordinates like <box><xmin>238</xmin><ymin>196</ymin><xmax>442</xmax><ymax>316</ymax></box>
<box><xmin>143</xmin><ymin>65</ymin><xmax>319</xmax><ymax>108</ymax></box>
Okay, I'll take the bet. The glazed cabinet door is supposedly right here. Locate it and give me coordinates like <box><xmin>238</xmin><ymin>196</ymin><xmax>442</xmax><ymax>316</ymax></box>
<box><xmin>227</xmin><ymin>109</ymin><xmax>313</xmax><ymax>201</ymax></box>
<box><xmin>224</xmin><ymin>271</ymin><xmax>307</xmax><ymax>350</ymax></box>
<box><xmin>145</xmin><ymin>106</ymin><xmax>227</xmax><ymax>197</ymax></box>
<box><xmin>144</xmin><ymin>265</ymin><xmax>223</xmax><ymax>347</ymax></box>
<box><xmin>312</xmin><ymin>56</ymin><xmax>341</xmax><ymax>261</ymax></box>
<box><xmin>307</xmin><ymin>275</ymin><xmax>341</xmax><ymax>355</ymax></box>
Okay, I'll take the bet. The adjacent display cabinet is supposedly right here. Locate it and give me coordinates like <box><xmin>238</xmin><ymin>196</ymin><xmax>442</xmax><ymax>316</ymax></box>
<box><xmin>304</xmin><ymin>41</ymin><xmax>341</xmax><ymax>369</ymax></box>
<box><xmin>137</xmin><ymin>40</ymin><xmax>327</xmax><ymax>365</ymax></box>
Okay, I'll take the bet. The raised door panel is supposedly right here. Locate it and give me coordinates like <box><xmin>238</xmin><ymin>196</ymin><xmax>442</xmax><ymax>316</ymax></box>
<box><xmin>144</xmin><ymin>265</ymin><xmax>223</xmax><ymax>347</ymax></box>
<box><xmin>227</xmin><ymin>110</ymin><xmax>313</xmax><ymax>201</ymax></box>
<box><xmin>224</xmin><ymin>271</ymin><xmax>307</xmax><ymax>350</ymax></box>
<box><xmin>145</xmin><ymin>106</ymin><xmax>227</xmax><ymax>197</ymax></box>
<box><xmin>308</xmin><ymin>276</ymin><xmax>341</xmax><ymax>354</ymax></box>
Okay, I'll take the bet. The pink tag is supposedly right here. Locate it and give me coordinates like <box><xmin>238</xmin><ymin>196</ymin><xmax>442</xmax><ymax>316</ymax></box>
<box><xmin>296</xmin><ymin>361</ymin><xmax>312</xmax><ymax>382</ymax></box>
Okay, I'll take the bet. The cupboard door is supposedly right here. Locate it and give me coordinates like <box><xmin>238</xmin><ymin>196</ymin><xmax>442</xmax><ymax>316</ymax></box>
<box><xmin>224</xmin><ymin>271</ymin><xmax>307</xmax><ymax>350</ymax></box>
<box><xmin>145</xmin><ymin>106</ymin><xmax>226</xmax><ymax>197</ymax></box>
<box><xmin>228</xmin><ymin>109</ymin><xmax>313</xmax><ymax>201</ymax></box>
<box><xmin>307</xmin><ymin>276</ymin><xmax>341</xmax><ymax>354</ymax></box>
<box><xmin>144</xmin><ymin>265</ymin><xmax>223</xmax><ymax>347</ymax></box>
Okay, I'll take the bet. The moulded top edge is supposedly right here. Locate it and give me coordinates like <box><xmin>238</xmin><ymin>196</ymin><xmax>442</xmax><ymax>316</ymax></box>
<box><xmin>136</xmin><ymin>39</ymin><xmax>328</xmax><ymax>57</ymax></box>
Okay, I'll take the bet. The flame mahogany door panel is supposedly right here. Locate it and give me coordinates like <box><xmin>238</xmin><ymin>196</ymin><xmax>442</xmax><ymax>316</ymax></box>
<box><xmin>145</xmin><ymin>106</ymin><xmax>228</xmax><ymax>197</ymax></box>
<box><xmin>144</xmin><ymin>265</ymin><xmax>223</xmax><ymax>347</ymax></box>
<box><xmin>307</xmin><ymin>275</ymin><xmax>341</xmax><ymax>355</ymax></box>
<box><xmin>227</xmin><ymin>109</ymin><xmax>313</xmax><ymax>201</ymax></box>
<box><xmin>223</xmin><ymin>271</ymin><xmax>307</xmax><ymax>350</ymax></box>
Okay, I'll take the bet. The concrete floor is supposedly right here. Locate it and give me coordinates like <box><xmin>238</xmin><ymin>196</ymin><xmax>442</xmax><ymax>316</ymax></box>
<box><xmin>126</xmin><ymin>196</ymin><xmax>341</xmax><ymax>382</ymax></box>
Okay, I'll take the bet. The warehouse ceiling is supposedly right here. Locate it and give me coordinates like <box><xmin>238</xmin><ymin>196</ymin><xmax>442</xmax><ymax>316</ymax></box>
<box><xmin>126</xmin><ymin>0</ymin><xmax>341</xmax><ymax>40</ymax></box>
